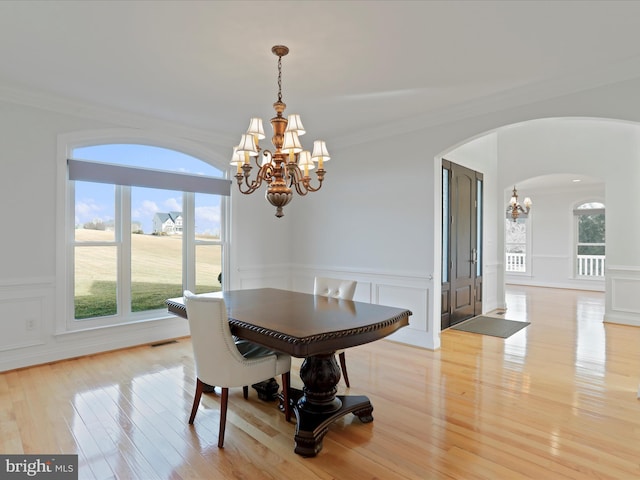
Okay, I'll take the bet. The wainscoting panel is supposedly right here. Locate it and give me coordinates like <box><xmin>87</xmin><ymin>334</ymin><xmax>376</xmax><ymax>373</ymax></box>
<box><xmin>605</xmin><ymin>266</ymin><xmax>640</xmax><ymax>326</ymax></box>
<box><xmin>611</xmin><ymin>278</ymin><xmax>640</xmax><ymax>313</ymax></box>
<box><xmin>482</xmin><ymin>262</ymin><xmax>502</xmax><ymax>312</ymax></box>
<box><xmin>1</xmin><ymin>278</ymin><xmax>191</xmax><ymax>372</ymax></box>
<box><xmin>0</xmin><ymin>291</ymin><xmax>48</xmax><ymax>352</ymax></box>
<box><xmin>376</xmin><ymin>284</ymin><xmax>428</xmax><ymax>331</ymax></box>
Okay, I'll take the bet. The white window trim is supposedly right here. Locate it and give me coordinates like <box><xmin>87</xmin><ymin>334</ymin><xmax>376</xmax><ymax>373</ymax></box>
<box><xmin>55</xmin><ymin>129</ymin><xmax>231</xmax><ymax>334</ymax></box>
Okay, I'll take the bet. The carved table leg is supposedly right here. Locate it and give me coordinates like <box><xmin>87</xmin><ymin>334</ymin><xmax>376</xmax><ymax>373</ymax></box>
<box><xmin>297</xmin><ymin>353</ymin><xmax>342</xmax><ymax>414</ymax></box>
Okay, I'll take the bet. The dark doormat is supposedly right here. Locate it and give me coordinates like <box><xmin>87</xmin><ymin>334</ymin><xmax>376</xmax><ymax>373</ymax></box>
<box><xmin>450</xmin><ymin>316</ymin><xmax>530</xmax><ymax>338</ymax></box>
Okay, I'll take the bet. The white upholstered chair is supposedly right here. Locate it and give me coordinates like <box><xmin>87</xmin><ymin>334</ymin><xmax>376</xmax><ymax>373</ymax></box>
<box><xmin>313</xmin><ymin>277</ymin><xmax>357</xmax><ymax>388</ymax></box>
<box><xmin>183</xmin><ymin>291</ymin><xmax>291</xmax><ymax>448</ymax></box>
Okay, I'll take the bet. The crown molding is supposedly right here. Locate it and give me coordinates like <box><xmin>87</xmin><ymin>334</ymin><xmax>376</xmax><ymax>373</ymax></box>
<box><xmin>0</xmin><ymin>83</ymin><xmax>235</xmax><ymax>147</ymax></box>
<box><xmin>331</xmin><ymin>54</ymin><xmax>640</xmax><ymax>149</ymax></box>
<box><xmin>4</xmin><ymin>52</ymin><xmax>640</xmax><ymax>152</ymax></box>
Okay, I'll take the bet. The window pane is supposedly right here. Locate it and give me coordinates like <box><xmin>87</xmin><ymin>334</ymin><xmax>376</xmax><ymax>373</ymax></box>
<box><xmin>75</xmin><ymin>181</ymin><xmax>115</xmax><ymax>242</ymax></box>
<box><xmin>578</xmin><ymin>213</ymin><xmax>605</xmax><ymax>243</ymax></box>
<box><xmin>505</xmin><ymin>219</ymin><xmax>527</xmax><ymax>272</ymax></box>
<box><xmin>577</xmin><ymin>202</ymin><xmax>605</xmax><ymax>209</ymax></box>
<box><xmin>194</xmin><ymin>193</ymin><xmax>222</xmax><ymax>293</ymax></box>
<box><xmin>131</xmin><ymin>187</ymin><xmax>183</xmax><ymax>312</ymax></box>
<box><xmin>195</xmin><ymin>193</ymin><xmax>221</xmax><ymax>237</ymax></box>
<box><xmin>195</xmin><ymin>245</ymin><xmax>222</xmax><ymax>293</ymax></box>
<box><xmin>578</xmin><ymin>245</ymin><xmax>605</xmax><ymax>255</ymax></box>
<box><xmin>75</xmin><ymin>246</ymin><xmax>117</xmax><ymax>319</ymax></box>
<box><xmin>476</xmin><ymin>179</ymin><xmax>483</xmax><ymax>277</ymax></box>
<box><xmin>575</xmin><ymin>205</ymin><xmax>605</xmax><ymax>277</ymax></box>
<box><xmin>442</xmin><ymin>168</ymin><xmax>449</xmax><ymax>282</ymax></box>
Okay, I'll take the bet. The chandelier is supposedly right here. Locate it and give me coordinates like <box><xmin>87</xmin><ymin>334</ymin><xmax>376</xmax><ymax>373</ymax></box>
<box><xmin>230</xmin><ymin>45</ymin><xmax>329</xmax><ymax>218</ymax></box>
<box><xmin>507</xmin><ymin>185</ymin><xmax>532</xmax><ymax>221</ymax></box>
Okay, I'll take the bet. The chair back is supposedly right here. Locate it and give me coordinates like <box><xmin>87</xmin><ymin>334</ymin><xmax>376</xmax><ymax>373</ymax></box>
<box><xmin>183</xmin><ymin>291</ymin><xmax>260</xmax><ymax>387</ymax></box>
<box><xmin>313</xmin><ymin>277</ymin><xmax>356</xmax><ymax>300</ymax></box>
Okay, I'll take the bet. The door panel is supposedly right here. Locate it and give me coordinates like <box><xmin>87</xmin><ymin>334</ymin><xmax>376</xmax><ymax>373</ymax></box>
<box><xmin>451</xmin><ymin>167</ymin><xmax>475</xmax><ymax>324</ymax></box>
<box><xmin>442</xmin><ymin>160</ymin><xmax>483</xmax><ymax>329</ymax></box>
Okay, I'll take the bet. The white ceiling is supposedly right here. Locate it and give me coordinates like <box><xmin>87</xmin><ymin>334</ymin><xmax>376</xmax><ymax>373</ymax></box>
<box><xmin>2</xmin><ymin>1</ymin><xmax>640</xmax><ymax>145</ymax></box>
<box><xmin>512</xmin><ymin>173</ymin><xmax>605</xmax><ymax>192</ymax></box>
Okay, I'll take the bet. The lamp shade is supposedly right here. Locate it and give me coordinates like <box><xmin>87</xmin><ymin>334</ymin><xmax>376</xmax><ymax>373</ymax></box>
<box><xmin>229</xmin><ymin>146</ymin><xmax>243</xmax><ymax>165</ymax></box>
<box><xmin>524</xmin><ymin>197</ymin><xmax>532</xmax><ymax>208</ymax></box>
<box><xmin>311</xmin><ymin>140</ymin><xmax>330</xmax><ymax>162</ymax></box>
<box><xmin>282</xmin><ymin>131</ymin><xmax>303</xmax><ymax>153</ymax></box>
<box><xmin>247</xmin><ymin>117</ymin><xmax>265</xmax><ymax>139</ymax></box>
<box><xmin>285</xmin><ymin>114</ymin><xmax>306</xmax><ymax>136</ymax></box>
<box><xmin>298</xmin><ymin>150</ymin><xmax>314</xmax><ymax>171</ymax></box>
<box><xmin>236</xmin><ymin>134</ymin><xmax>259</xmax><ymax>156</ymax></box>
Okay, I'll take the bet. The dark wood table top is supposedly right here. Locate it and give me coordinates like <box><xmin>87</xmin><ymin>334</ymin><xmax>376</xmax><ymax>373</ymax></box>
<box><xmin>166</xmin><ymin>288</ymin><xmax>412</xmax><ymax>357</ymax></box>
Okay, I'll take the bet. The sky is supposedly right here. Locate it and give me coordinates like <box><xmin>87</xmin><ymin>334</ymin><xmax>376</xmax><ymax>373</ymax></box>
<box><xmin>73</xmin><ymin>144</ymin><xmax>223</xmax><ymax>235</ymax></box>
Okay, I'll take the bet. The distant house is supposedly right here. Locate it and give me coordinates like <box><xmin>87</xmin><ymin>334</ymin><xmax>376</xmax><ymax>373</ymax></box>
<box><xmin>153</xmin><ymin>211</ymin><xmax>183</xmax><ymax>235</ymax></box>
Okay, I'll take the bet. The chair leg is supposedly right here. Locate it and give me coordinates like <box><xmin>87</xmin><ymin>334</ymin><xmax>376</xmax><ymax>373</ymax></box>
<box><xmin>282</xmin><ymin>371</ymin><xmax>291</xmax><ymax>422</ymax></box>
<box><xmin>242</xmin><ymin>385</ymin><xmax>248</xmax><ymax>399</ymax></box>
<box><xmin>189</xmin><ymin>378</ymin><xmax>205</xmax><ymax>424</ymax></box>
<box><xmin>218</xmin><ymin>387</ymin><xmax>229</xmax><ymax>448</ymax></box>
<box><xmin>339</xmin><ymin>351</ymin><xmax>350</xmax><ymax>388</ymax></box>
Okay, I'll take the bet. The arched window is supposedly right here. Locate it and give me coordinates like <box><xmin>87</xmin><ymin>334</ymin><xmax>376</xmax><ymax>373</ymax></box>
<box><xmin>574</xmin><ymin>202</ymin><xmax>605</xmax><ymax>277</ymax></box>
<box><xmin>61</xmin><ymin>139</ymin><xmax>230</xmax><ymax>330</ymax></box>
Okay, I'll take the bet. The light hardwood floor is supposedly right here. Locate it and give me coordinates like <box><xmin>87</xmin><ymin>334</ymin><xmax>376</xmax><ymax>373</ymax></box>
<box><xmin>1</xmin><ymin>286</ymin><xmax>640</xmax><ymax>479</ymax></box>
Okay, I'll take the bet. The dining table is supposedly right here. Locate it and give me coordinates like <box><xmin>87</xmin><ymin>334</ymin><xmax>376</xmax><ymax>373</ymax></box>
<box><xmin>166</xmin><ymin>287</ymin><xmax>412</xmax><ymax>457</ymax></box>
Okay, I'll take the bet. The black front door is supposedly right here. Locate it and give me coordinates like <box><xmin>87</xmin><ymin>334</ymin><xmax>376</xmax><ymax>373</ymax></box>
<box><xmin>441</xmin><ymin>160</ymin><xmax>483</xmax><ymax>329</ymax></box>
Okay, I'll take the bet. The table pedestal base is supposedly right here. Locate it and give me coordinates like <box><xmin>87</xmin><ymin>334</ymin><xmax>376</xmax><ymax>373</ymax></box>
<box><xmin>275</xmin><ymin>353</ymin><xmax>375</xmax><ymax>456</ymax></box>
<box><xmin>283</xmin><ymin>388</ymin><xmax>374</xmax><ymax>457</ymax></box>
<box><xmin>251</xmin><ymin>378</ymin><xmax>280</xmax><ymax>401</ymax></box>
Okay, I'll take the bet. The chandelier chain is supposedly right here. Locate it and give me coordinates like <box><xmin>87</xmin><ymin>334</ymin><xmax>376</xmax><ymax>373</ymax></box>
<box><xmin>277</xmin><ymin>55</ymin><xmax>283</xmax><ymax>103</ymax></box>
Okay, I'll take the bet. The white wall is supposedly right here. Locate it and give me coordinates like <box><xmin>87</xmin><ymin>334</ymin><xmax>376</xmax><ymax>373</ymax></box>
<box><xmin>3</xmin><ymin>71</ymin><xmax>640</xmax><ymax>372</ymax></box>
<box><xmin>228</xmin><ymin>184</ymin><xmax>293</xmax><ymax>290</ymax></box>
<box><xmin>286</xmin><ymin>129</ymin><xmax>437</xmax><ymax>349</ymax></box>
<box><xmin>286</xmin><ymin>78</ymin><xmax>640</xmax><ymax>344</ymax></box>
<box><xmin>504</xmin><ymin>182</ymin><xmax>605</xmax><ymax>291</ymax></box>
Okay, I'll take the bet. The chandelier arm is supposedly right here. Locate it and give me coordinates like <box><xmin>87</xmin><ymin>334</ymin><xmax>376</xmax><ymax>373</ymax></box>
<box><xmin>283</xmin><ymin>161</ymin><xmax>298</xmax><ymax>187</ymax></box>
<box><xmin>305</xmin><ymin>168</ymin><xmax>326</xmax><ymax>193</ymax></box>
<box><xmin>235</xmin><ymin>162</ymin><xmax>276</xmax><ymax>194</ymax></box>
<box><xmin>285</xmin><ymin>163</ymin><xmax>309</xmax><ymax>195</ymax></box>
<box><xmin>260</xmin><ymin>149</ymin><xmax>273</xmax><ymax>164</ymax></box>
<box><xmin>290</xmin><ymin>168</ymin><xmax>325</xmax><ymax>195</ymax></box>
<box><xmin>289</xmin><ymin>167</ymin><xmax>309</xmax><ymax>196</ymax></box>
<box><xmin>235</xmin><ymin>173</ymin><xmax>262</xmax><ymax>195</ymax></box>
<box><xmin>300</xmin><ymin>178</ymin><xmax>324</xmax><ymax>193</ymax></box>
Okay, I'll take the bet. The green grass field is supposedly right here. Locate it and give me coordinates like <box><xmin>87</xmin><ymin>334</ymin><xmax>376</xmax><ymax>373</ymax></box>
<box><xmin>74</xmin><ymin>229</ymin><xmax>221</xmax><ymax>319</ymax></box>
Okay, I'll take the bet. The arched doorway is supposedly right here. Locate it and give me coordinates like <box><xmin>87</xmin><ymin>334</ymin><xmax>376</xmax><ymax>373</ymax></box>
<box><xmin>438</xmin><ymin>117</ymin><xmax>631</xmax><ymax>331</ymax></box>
